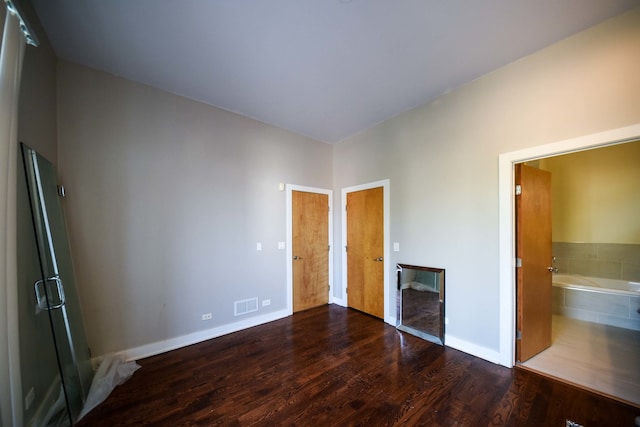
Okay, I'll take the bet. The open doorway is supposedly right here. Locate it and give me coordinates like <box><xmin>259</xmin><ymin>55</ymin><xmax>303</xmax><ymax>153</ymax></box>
<box><xmin>499</xmin><ymin>125</ymin><xmax>640</xmax><ymax>367</ymax></box>
<box><xmin>513</xmin><ymin>140</ymin><xmax>640</xmax><ymax>405</ymax></box>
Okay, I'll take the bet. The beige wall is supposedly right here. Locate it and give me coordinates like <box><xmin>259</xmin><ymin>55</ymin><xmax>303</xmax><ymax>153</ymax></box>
<box><xmin>333</xmin><ymin>8</ymin><xmax>640</xmax><ymax>355</ymax></box>
<box><xmin>54</xmin><ymin>7</ymin><xmax>640</xmax><ymax>361</ymax></box>
<box><xmin>17</xmin><ymin>0</ymin><xmax>57</xmax><ymax>164</ymax></box>
<box><xmin>57</xmin><ymin>62</ymin><xmax>333</xmax><ymax>355</ymax></box>
<box><xmin>541</xmin><ymin>141</ymin><xmax>640</xmax><ymax>244</ymax></box>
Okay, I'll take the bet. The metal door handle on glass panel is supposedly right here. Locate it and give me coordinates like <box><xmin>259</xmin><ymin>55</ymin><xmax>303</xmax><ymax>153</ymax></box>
<box><xmin>34</xmin><ymin>275</ymin><xmax>66</xmax><ymax>310</ymax></box>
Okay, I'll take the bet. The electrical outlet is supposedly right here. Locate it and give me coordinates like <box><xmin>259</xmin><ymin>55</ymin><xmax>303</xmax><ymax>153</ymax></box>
<box><xmin>262</xmin><ymin>299</ymin><xmax>271</xmax><ymax>307</ymax></box>
<box><xmin>201</xmin><ymin>313</ymin><xmax>212</xmax><ymax>320</ymax></box>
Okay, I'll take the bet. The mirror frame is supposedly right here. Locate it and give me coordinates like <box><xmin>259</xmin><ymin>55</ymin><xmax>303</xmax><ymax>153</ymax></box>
<box><xmin>396</xmin><ymin>263</ymin><xmax>445</xmax><ymax>345</ymax></box>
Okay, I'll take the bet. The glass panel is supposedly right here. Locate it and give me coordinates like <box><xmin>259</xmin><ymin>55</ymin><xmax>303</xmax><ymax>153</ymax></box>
<box><xmin>17</xmin><ymin>148</ymin><xmax>67</xmax><ymax>426</ymax></box>
<box><xmin>21</xmin><ymin>144</ymin><xmax>93</xmax><ymax>425</ymax></box>
<box><xmin>396</xmin><ymin>264</ymin><xmax>445</xmax><ymax>345</ymax></box>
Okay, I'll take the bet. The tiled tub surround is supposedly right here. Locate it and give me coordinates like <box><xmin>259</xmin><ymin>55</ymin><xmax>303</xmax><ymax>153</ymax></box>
<box><xmin>552</xmin><ymin>242</ymin><xmax>640</xmax><ymax>282</ymax></box>
<box><xmin>552</xmin><ymin>274</ymin><xmax>640</xmax><ymax>332</ymax></box>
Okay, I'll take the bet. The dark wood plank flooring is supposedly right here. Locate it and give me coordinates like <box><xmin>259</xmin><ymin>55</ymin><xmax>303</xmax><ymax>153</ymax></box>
<box><xmin>77</xmin><ymin>305</ymin><xmax>639</xmax><ymax>426</ymax></box>
<box><xmin>400</xmin><ymin>288</ymin><xmax>440</xmax><ymax>333</ymax></box>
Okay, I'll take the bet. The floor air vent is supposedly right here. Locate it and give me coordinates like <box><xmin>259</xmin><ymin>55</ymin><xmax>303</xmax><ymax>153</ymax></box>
<box><xmin>234</xmin><ymin>298</ymin><xmax>258</xmax><ymax>316</ymax></box>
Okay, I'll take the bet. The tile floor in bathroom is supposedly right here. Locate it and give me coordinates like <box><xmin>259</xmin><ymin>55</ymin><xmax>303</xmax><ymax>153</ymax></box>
<box><xmin>521</xmin><ymin>314</ymin><xmax>640</xmax><ymax>407</ymax></box>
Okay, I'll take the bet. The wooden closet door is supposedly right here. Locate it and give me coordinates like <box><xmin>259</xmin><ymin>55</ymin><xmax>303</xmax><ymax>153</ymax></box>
<box><xmin>292</xmin><ymin>190</ymin><xmax>329</xmax><ymax>312</ymax></box>
<box><xmin>347</xmin><ymin>187</ymin><xmax>384</xmax><ymax>318</ymax></box>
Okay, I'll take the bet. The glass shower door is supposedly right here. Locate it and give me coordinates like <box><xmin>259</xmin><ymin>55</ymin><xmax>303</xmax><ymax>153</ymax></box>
<box><xmin>21</xmin><ymin>143</ymin><xmax>93</xmax><ymax>425</ymax></box>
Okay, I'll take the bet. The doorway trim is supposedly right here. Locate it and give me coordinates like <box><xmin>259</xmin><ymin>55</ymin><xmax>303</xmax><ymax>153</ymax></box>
<box><xmin>498</xmin><ymin>124</ymin><xmax>640</xmax><ymax>367</ymax></box>
<box><xmin>286</xmin><ymin>184</ymin><xmax>333</xmax><ymax>315</ymax></box>
<box><xmin>341</xmin><ymin>179</ymin><xmax>392</xmax><ymax>325</ymax></box>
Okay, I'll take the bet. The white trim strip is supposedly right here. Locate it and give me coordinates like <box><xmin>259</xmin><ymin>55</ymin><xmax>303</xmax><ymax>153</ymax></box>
<box><xmin>115</xmin><ymin>308</ymin><xmax>290</xmax><ymax>362</ymax></box>
<box><xmin>445</xmin><ymin>335</ymin><xmax>501</xmax><ymax>365</ymax></box>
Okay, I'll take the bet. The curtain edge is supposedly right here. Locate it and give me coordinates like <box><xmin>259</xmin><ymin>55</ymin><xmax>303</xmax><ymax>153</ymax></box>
<box><xmin>0</xmin><ymin>7</ymin><xmax>26</xmax><ymax>427</ymax></box>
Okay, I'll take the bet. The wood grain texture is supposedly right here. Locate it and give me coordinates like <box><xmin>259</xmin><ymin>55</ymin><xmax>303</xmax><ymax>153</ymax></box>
<box><xmin>346</xmin><ymin>189</ymin><xmax>366</xmax><ymax>313</ymax></box>
<box><xmin>347</xmin><ymin>187</ymin><xmax>384</xmax><ymax>318</ymax></box>
<box><xmin>400</xmin><ymin>288</ymin><xmax>440</xmax><ymax>334</ymax></box>
<box><xmin>516</xmin><ymin>163</ymin><xmax>553</xmax><ymax>362</ymax></box>
<box><xmin>292</xmin><ymin>190</ymin><xmax>329</xmax><ymax>312</ymax></box>
<box><xmin>77</xmin><ymin>306</ymin><xmax>639</xmax><ymax>426</ymax></box>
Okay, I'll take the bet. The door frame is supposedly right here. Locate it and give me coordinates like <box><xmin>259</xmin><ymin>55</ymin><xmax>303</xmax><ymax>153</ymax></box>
<box><xmin>286</xmin><ymin>184</ymin><xmax>333</xmax><ymax>315</ymax></box>
<box><xmin>497</xmin><ymin>124</ymin><xmax>640</xmax><ymax>367</ymax></box>
<box><xmin>341</xmin><ymin>179</ymin><xmax>392</xmax><ymax>324</ymax></box>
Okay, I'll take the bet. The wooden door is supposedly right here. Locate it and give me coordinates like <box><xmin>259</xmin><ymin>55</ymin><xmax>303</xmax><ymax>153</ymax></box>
<box><xmin>292</xmin><ymin>191</ymin><xmax>329</xmax><ymax>312</ymax></box>
<box><xmin>516</xmin><ymin>164</ymin><xmax>553</xmax><ymax>362</ymax></box>
<box><xmin>346</xmin><ymin>187</ymin><xmax>384</xmax><ymax>318</ymax></box>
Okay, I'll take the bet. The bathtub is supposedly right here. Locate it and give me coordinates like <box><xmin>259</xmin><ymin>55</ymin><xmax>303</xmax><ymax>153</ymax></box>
<box><xmin>552</xmin><ymin>274</ymin><xmax>640</xmax><ymax>296</ymax></box>
<box><xmin>552</xmin><ymin>274</ymin><xmax>640</xmax><ymax>331</ymax></box>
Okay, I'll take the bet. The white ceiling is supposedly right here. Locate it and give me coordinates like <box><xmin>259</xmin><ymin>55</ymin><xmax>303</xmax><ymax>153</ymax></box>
<box><xmin>31</xmin><ymin>0</ymin><xmax>638</xmax><ymax>143</ymax></box>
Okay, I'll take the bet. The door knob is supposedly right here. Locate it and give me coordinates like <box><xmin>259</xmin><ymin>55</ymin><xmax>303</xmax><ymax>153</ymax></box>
<box><xmin>547</xmin><ymin>266</ymin><xmax>558</xmax><ymax>273</ymax></box>
<box><xmin>374</xmin><ymin>257</ymin><xmax>383</xmax><ymax>262</ymax></box>
<box><xmin>293</xmin><ymin>255</ymin><xmax>303</xmax><ymax>260</ymax></box>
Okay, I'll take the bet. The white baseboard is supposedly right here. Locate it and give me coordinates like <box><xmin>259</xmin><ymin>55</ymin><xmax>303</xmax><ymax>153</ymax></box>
<box><xmin>114</xmin><ymin>308</ymin><xmax>505</xmax><ymax>369</ymax></box>
<box><xmin>115</xmin><ymin>308</ymin><xmax>290</xmax><ymax>362</ymax></box>
<box><xmin>331</xmin><ymin>296</ymin><xmax>347</xmax><ymax>307</ymax></box>
<box><xmin>444</xmin><ymin>334</ymin><xmax>502</xmax><ymax>365</ymax></box>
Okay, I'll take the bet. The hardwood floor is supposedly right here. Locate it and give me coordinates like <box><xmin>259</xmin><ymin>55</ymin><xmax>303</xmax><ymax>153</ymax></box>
<box><xmin>77</xmin><ymin>305</ymin><xmax>639</xmax><ymax>426</ymax></box>
<box><xmin>400</xmin><ymin>288</ymin><xmax>440</xmax><ymax>333</ymax></box>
